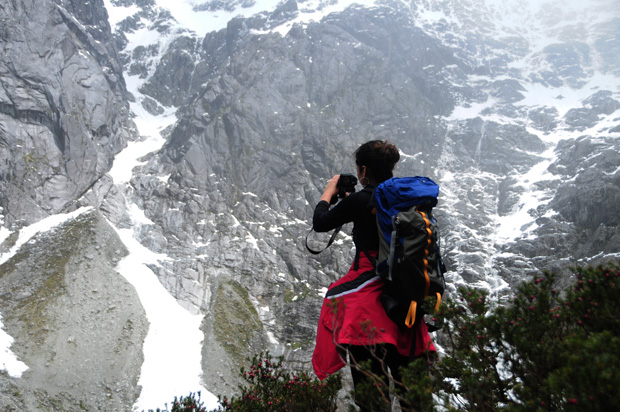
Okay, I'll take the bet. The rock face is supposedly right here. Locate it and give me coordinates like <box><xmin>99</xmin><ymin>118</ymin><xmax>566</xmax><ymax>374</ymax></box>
<box><xmin>0</xmin><ymin>210</ymin><xmax>147</xmax><ymax>411</ymax></box>
<box><xmin>0</xmin><ymin>0</ymin><xmax>619</xmax><ymax>409</ymax></box>
<box><xmin>0</xmin><ymin>0</ymin><xmax>135</xmax><ymax>226</ymax></box>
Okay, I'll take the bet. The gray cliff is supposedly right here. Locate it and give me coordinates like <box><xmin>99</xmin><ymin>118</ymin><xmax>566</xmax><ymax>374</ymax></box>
<box><xmin>0</xmin><ymin>0</ymin><xmax>619</xmax><ymax>409</ymax></box>
<box><xmin>0</xmin><ymin>0</ymin><xmax>135</xmax><ymax>226</ymax></box>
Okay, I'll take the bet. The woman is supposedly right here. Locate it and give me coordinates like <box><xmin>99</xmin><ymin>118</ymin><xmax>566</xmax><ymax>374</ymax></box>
<box><xmin>311</xmin><ymin>140</ymin><xmax>436</xmax><ymax>411</ymax></box>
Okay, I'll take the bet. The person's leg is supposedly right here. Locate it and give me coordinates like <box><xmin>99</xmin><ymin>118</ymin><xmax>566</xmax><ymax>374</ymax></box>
<box><xmin>386</xmin><ymin>344</ymin><xmax>438</xmax><ymax>411</ymax></box>
<box><xmin>385</xmin><ymin>345</ymin><xmax>411</xmax><ymax>410</ymax></box>
<box><xmin>348</xmin><ymin>345</ymin><xmax>391</xmax><ymax>412</ymax></box>
<box><xmin>385</xmin><ymin>344</ymin><xmax>409</xmax><ymax>383</ymax></box>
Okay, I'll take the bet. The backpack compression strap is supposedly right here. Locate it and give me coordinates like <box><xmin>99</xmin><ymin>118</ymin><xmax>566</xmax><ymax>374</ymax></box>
<box><xmin>386</xmin><ymin>215</ymin><xmax>399</xmax><ymax>281</ymax></box>
<box><xmin>418</xmin><ymin>209</ymin><xmax>433</xmax><ymax>298</ymax></box>
<box><xmin>435</xmin><ymin>292</ymin><xmax>442</xmax><ymax>312</ymax></box>
<box><xmin>405</xmin><ymin>294</ymin><xmax>442</xmax><ymax>329</ymax></box>
<box><xmin>405</xmin><ymin>301</ymin><xmax>417</xmax><ymax>328</ymax></box>
<box><xmin>404</xmin><ymin>209</ymin><xmax>436</xmax><ymax>329</ymax></box>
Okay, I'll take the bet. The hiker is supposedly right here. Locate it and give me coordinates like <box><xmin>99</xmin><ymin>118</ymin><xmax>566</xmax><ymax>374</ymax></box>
<box><xmin>311</xmin><ymin>140</ymin><xmax>436</xmax><ymax>411</ymax></box>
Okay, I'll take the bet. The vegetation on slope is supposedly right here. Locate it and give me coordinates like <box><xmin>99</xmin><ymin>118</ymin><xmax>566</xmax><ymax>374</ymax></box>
<box><xmin>152</xmin><ymin>262</ymin><xmax>619</xmax><ymax>411</ymax></box>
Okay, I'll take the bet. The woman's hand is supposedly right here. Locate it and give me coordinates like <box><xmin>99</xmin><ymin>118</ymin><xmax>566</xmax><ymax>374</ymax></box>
<box><xmin>320</xmin><ymin>174</ymin><xmax>340</xmax><ymax>203</ymax></box>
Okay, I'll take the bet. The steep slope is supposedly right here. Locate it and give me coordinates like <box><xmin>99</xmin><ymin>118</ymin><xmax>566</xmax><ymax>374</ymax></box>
<box><xmin>0</xmin><ymin>0</ymin><xmax>145</xmax><ymax>410</ymax></box>
<box><xmin>0</xmin><ymin>209</ymin><xmax>147</xmax><ymax>411</ymax></box>
<box><xmin>423</xmin><ymin>0</ymin><xmax>620</xmax><ymax>291</ymax></box>
<box><xmin>111</xmin><ymin>0</ymin><xmax>619</xmax><ymax>400</ymax></box>
<box><xmin>0</xmin><ymin>0</ymin><xmax>618</xmax><ymax>409</ymax></box>
<box><xmin>0</xmin><ymin>0</ymin><xmax>136</xmax><ymax>226</ymax></box>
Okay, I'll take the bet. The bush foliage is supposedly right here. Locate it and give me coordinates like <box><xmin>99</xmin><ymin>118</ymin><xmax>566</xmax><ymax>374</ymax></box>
<box><xmin>158</xmin><ymin>263</ymin><xmax>619</xmax><ymax>411</ymax></box>
<box><xmin>394</xmin><ymin>262</ymin><xmax>620</xmax><ymax>411</ymax></box>
<box><xmin>215</xmin><ymin>352</ymin><xmax>341</xmax><ymax>411</ymax></box>
<box><xmin>152</xmin><ymin>353</ymin><xmax>341</xmax><ymax>412</ymax></box>
<box><xmin>151</xmin><ymin>392</ymin><xmax>208</xmax><ymax>412</ymax></box>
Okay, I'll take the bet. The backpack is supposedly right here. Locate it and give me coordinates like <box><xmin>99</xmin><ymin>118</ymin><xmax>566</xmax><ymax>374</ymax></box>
<box><xmin>373</xmin><ymin>176</ymin><xmax>446</xmax><ymax>330</ymax></box>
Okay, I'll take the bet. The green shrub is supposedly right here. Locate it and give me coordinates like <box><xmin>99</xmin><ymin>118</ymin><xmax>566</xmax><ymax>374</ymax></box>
<box><xmin>157</xmin><ymin>263</ymin><xmax>619</xmax><ymax>412</ymax></box>
<box><xmin>150</xmin><ymin>392</ymin><xmax>207</xmax><ymax>412</ymax></box>
<box><xmin>214</xmin><ymin>352</ymin><xmax>341</xmax><ymax>411</ymax></box>
<box><xmin>390</xmin><ymin>262</ymin><xmax>620</xmax><ymax>411</ymax></box>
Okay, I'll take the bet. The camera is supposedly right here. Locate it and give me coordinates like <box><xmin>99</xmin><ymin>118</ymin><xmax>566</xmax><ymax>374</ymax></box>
<box><xmin>330</xmin><ymin>173</ymin><xmax>357</xmax><ymax>204</ymax></box>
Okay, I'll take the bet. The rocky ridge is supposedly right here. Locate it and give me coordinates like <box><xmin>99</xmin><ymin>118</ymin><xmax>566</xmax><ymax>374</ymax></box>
<box><xmin>0</xmin><ymin>0</ymin><xmax>619</xmax><ymax>409</ymax></box>
<box><xmin>0</xmin><ymin>0</ymin><xmax>136</xmax><ymax>226</ymax></box>
<box><xmin>0</xmin><ymin>209</ymin><xmax>146</xmax><ymax>411</ymax></box>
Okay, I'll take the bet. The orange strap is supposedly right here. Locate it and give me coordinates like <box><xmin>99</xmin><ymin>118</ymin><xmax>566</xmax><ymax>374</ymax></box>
<box><xmin>417</xmin><ymin>210</ymin><xmax>432</xmax><ymax>298</ymax></box>
<box><xmin>434</xmin><ymin>292</ymin><xmax>442</xmax><ymax>313</ymax></box>
<box><xmin>405</xmin><ymin>300</ymin><xmax>417</xmax><ymax>328</ymax></box>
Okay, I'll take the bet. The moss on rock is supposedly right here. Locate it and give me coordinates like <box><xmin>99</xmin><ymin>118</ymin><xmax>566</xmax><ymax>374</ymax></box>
<box><xmin>213</xmin><ymin>279</ymin><xmax>263</xmax><ymax>363</ymax></box>
<box><xmin>2</xmin><ymin>213</ymin><xmax>99</xmax><ymax>344</ymax></box>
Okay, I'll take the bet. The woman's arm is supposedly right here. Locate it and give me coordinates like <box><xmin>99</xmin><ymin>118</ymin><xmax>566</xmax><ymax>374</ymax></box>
<box><xmin>313</xmin><ymin>177</ymin><xmax>364</xmax><ymax>232</ymax></box>
<box><xmin>319</xmin><ymin>174</ymin><xmax>340</xmax><ymax>204</ymax></box>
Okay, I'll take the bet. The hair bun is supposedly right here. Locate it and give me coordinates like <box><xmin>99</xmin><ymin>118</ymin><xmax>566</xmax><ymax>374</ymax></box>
<box><xmin>382</xmin><ymin>142</ymin><xmax>400</xmax><ymax>166</ymax></box>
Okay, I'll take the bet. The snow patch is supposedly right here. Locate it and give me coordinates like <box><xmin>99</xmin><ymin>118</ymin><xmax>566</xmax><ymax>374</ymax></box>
<box><xmin>0</xmin><ymin>314</ymin><xmax>29</xmax><ymax>378</ymax></box>
<box><xmin>0</xmin><ymin>207</ymin><xmax>92</xmax><ymax>266</ymax></box>
<box><xmin>113</xmin><ymin>227</ymin><xmax>219</xmax><ymax>411</ymax></box>
<box><xmin>494</xmin><ymin>151</ymin><xmax>560</xmax><ymax>243</ymax></box>
<box><xmin>103</xmin><ymin>0</ymin><xmax>139</xmax><ymax>29</ymax></box>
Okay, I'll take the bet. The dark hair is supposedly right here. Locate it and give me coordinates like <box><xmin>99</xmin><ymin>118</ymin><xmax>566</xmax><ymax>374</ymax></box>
<box><xmin>354</xmin><ymin>140</ymin><xmax>400</xmax><ymax>185</ymax></box>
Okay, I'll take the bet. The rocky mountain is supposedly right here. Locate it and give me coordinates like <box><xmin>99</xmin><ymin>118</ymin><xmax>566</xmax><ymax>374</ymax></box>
<box><xmin>1</xmin><ymin>0</ymin><xmax>619</xmax><ymax>410</ymax></box>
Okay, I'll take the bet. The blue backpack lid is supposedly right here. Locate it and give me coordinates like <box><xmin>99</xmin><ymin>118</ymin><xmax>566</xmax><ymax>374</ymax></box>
<box><xmin>374</xmin><ymin>176</ymin><xmax>439</xmax><ymax>211</ymax></box>
<box><xmin>374</xmin><ymin>176</ymin><xmax>439</xmax><ymax>239</ymax></box>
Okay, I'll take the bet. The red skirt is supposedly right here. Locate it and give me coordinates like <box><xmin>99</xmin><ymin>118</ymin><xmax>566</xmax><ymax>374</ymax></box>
<box><xmin>312</xmin><ymin>253</ymin><xmax>436</xmax><ymax>380</ymax></box>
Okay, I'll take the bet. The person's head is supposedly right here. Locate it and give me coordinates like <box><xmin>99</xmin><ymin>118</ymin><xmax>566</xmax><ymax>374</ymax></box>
<box><xmin>354</xmin><ymin>140</ymin><xmax>400</xmax><ymax>187</ymax></box>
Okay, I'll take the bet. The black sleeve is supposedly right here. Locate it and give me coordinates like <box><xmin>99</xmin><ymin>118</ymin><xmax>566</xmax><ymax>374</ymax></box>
<box><xmin>312</xmin><ymin>191</ymin><xmax>369</xmax><ymax>233</ymax></box>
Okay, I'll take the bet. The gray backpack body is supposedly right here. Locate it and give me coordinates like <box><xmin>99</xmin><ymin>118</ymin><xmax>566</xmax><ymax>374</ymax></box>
<box><xmin>373</xmin><ymin>177</ymin><xmax>446</xmax><ymax>329</ymax></box>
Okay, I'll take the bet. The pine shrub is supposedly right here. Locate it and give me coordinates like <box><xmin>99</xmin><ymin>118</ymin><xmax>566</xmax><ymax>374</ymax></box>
<box><xmin>392</xmin><ymin>262</ymin><xmax>620</xmax><ymax>411</ymax></box>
